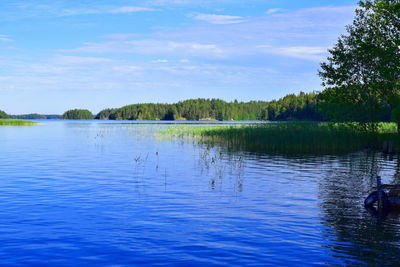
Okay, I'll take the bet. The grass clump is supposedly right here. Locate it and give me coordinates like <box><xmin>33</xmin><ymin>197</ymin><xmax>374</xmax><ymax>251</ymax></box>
<box><xmin>163</xmin><ymin>122</ymin><xmax>400</xmax><ymax>154</ymax></box>
<box><xmin>0</xmin><ymin>120</ymin><xmax>37</xmax><ymax>126</ymax></box>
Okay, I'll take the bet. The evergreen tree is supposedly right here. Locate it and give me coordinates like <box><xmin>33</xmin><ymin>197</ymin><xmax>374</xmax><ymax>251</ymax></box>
<box><xmin>62</xmin><ymin>109</ymin><xmax>93</xmax><ymax>120</ymax></box>
<box><xmin>94</xmin><ymin>93</ymin><xmax>322</xmax><ymax>122</ymax></box>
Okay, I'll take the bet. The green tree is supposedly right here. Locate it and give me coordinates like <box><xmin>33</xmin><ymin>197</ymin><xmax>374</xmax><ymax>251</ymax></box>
<box><xmin>163</xmin><ymin>105</ymin><xmax>177</xmax><ymax>120</ymax></box>
<box><xmin>319</xmin><ymin>0</ymin><xmax>400</xmax><ymax>131</ymax></box>
<box><xmin>0</xmin><ymin>110</ymin><xmax>10</xmax><ymax>119</ymax></box>
<box><xmin>95</xmin><ymin>109</ymin><xmax>116</xmax><ymax>120</ymax></box>
<box><xmin>94</xmin><ymin>94</ymin><xmax>322</xmax><ymax>122</ymax></box>
<box><xmin>62</xmin><ymin>109</ymin><xmax>93</xmax><ymax>120</ymax></box>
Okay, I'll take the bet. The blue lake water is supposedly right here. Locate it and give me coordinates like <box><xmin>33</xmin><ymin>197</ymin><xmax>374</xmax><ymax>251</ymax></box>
<box><xmin>0</xmin><ymin>120</ymin><xmax>399</xmax><ymax>265</ymax></box>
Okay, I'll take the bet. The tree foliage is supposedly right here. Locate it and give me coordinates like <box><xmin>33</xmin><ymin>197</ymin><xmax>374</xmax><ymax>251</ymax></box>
<box><xmin>12</xmin><ymin>114</ymin><xmax>61</xmax><ymax>119</ymax></box>
<box><xmin>95</xmin><ymin>92</ymin><xmax>323</xmax><ymax>121</ymax></box>
<box><xmin>62</xmin><ymin>109</ymin><xmax>93</xmax><ymax>120</ymax></box>
<box><xmin>319</xmin><ymin>0</ymin><xmax>400</xmax><ymax>130</ymax></box>
<box><xmin>0</xmin><ymin>110</ymin><xmax>10</xmax><ymax>119</ymax></box>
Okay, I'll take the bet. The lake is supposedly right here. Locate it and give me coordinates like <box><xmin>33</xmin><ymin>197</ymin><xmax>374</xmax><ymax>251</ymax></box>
<box><xmin>0</xmin><ymin>120</ymin><xmax>399</xmax><ymax>265</ymax></box>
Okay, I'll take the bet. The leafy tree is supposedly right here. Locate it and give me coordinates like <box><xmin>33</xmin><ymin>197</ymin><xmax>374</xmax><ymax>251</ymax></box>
<box><xmin>319</xmin><ymin>0</ymin><xmax>400</xmax><ymax>131</ymax></box>
<box><xmin>163</xmin><ymin>105</ymin><xmax>177</xmax><ymax>120</ymax></box>
<box><xmin>0</xmin><ymin>110</ymin><xmax>10</xmax><ymax>119</ymax></box>
<box><xmin>94</xmin><ymin>93</ymin><xmax>322</xmax><ymax>122</ymax></box>
<box><xmin>95</xmin><ymin>109</ymin><xmax>116</xmax><ymax>120</ymax></box>
<box><xmin>12</xmin><ymin>114</ymin><xmax>61</xmax><ymax>119</ymax></box>
<box><xmin>62</xmin><ymin>109</ymin><xmax>93</xmax><ymax>120</ymax></box>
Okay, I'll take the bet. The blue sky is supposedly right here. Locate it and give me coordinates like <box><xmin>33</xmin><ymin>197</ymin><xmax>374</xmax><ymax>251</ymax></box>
<box><xmin>0</xmin><ymin>0</ymin><xmax>358</xmax><ymax>114</ymax></box>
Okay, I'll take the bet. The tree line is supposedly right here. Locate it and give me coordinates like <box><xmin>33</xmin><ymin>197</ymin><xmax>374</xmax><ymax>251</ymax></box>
<box><xmin>2</xmin><ymin>88</ymin><xmax>395</xmax><ymax>122</ymax></box>
<box><xmin>94</xmin><ymin>90</ymin><xmax>394</xmax><ymax>122</ymax></box>
<box><xmin>12</xmin><ymin>114</ymin><xmax>61</xmax><ymax>120</ymax></box>
<box><xmin>2</xmin><ymin>92</ymin><xmax>324</xmax><ymax>121</ymax></box>
<box><xmin>93</xmin><ymin>92</ymin><xmax>323</xmax><ymax>121</ymax></box>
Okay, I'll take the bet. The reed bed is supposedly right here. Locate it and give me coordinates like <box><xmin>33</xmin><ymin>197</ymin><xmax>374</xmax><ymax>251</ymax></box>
<box><xmin>0</xmin><ymin>120</ymin><xmax>37</xmax><ymax>126</ymax></box>
<box><xmin>164</xmin><ymin>122</ymin><xmax>400</xmax><ymax>154</ymax></box>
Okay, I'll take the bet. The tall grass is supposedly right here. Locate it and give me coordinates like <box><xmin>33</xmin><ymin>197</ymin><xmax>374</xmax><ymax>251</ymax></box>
<box><xmin>163</xmin><ymin>122</ymin><xmax>400</xmax><ymax>154</ymax></box>
<box><xmin>0</xmin><ymin>120</ymin><xmax>37</xmax><ymax>126</ymax></box>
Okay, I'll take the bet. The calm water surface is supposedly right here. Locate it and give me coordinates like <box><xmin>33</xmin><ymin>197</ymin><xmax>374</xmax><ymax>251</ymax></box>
<box><xmin>0</xmin><ymin>120</ymin><xmax>399</xmax><ymax>265</ymax></box>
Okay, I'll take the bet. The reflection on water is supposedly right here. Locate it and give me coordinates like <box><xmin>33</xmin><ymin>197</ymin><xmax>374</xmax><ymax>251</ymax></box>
<box><xmin>0</xmin><ymin>121</ymin><xmax>399</xmax><ymax>265</ymax></box>
<box><xmin>318</xmin><ymin>153</ymin><xmax>400</xmax><ymax>265</ymax></box>
<box><xmin>194</xmin><ymin>141</ymin><xmax>400</xmax><ymax>265</ymax></box>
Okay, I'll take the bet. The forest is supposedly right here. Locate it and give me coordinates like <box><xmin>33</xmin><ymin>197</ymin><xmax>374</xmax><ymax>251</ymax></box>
<box><xmin>62</xmin><ymin>109</ymin><xmax>93</xmax><ymax>120</ymax></box>
<box><xmin>12</xmin><ymin>114</ymin><xmax>61</xmax><ymax>120</ymax></box>
<box><xmin>1</xmin><ymin>90</ymin><xmax>396</xmax><ymax>122</ymax></box>
<box><xmin>2</xmin><ymin>89</ymin><xmax>395</xmax><ymax>122</ymax></box>
<box><xmin>94</xmin><ymin>91</ymin><xmax>324</xmax><ymax>121</ymax></box>
<box><xmin>3</xmin><ymin>92</ymin><xmax>323</xmax><ymax>121</ymax></box>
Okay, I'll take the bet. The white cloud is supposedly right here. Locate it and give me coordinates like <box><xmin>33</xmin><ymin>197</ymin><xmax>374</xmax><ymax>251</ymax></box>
<box><xmin>112</xmin><ymin>65</ymin><xmax>142</xmax><ymax>72</ymax></box>
<box><xmin>255</xmin><ymin>46</ymin><xmax>328</xmax><ymax>61</ymax></box>
<box><xmin>109</xmin><ymin>6</ymin><xmax>156</xmax><ymax>14</ymax></box>
<box><xmin>152</xmin><ymin>59</ymin><xmax>169</xmax><ymax>63</ymax></box>
<box><xmin>60</xmin><ymin>8</ymin><xmax>99</xmax><ymax>16</ymax></box>
<box><xmin>62</xmin><ymin>5</ymin><xmax>355</xmax><ymax>61</ymax></box>
<box><xmin>0</xmin><ymin>35</ymin><xmax>13</xmax><ymax>42</ymax></box>
<box><xmin>275</xmin><ymin>46</ymin><xmax>327</xmax><ymax>61</ymax></box>
<box><xmin>190</xmin><ymin>13</ymin><xmax>245</xmax><ymax>24</ymax></box>
<box><xmin>265</xmin><ymin>8</ymin><xmax>283</xmax><ymax>15</ymax></box>
<box><xmin>64</xmin><ymin>40</ymin><xmax>226</xmax><ymax>57</ymax></box>
<box><xmin>0</xmin><ymin>4</ymin><xmax>357</xmax><ymax>113</ymax></box>
<box><xmin>0</xmin><ymin>55</ymin><xmax>296</xmax><ymax>96</ymax></box>
<box><xmin>59</xmin><ymin>6</ymin><xmax>156</xmax><ymax>16</ymax></box>
<box><xmin>53</xmin><ymin>55</ymin><xmax>113</xmax><ymax>65</ymax></box>
<box><xmin>4</xmin><ymin>4</ymin><xmax>157</xmax><ymax>18</ymax></box>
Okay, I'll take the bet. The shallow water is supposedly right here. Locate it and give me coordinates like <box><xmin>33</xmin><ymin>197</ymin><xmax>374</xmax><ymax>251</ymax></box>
<box><xmin>0</xmin><ymin>120</ymin><xmax>399</xmax><ymax>265</ymax></box>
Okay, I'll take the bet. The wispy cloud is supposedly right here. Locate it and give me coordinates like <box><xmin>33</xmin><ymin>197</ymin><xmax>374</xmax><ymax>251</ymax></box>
<box><xmin>109</xmin><ymin>6</ymin><xmax>157</xmax><ymax>14</ymax></box>
<box><xmin>54</xmin><ymin>55</ymin><xmax>113</xmax><ymax>65</ymax></box>
<box><xmin>190</xmin><ymin>13</ymin><xmax>245</xmax><ymax>24</ymax></box>
<box><xmin>62</xmin><ymin>5</ymin><xmax>354</xmax><ymax>62</ymax></box>
<box><xmin>275</xmin><ymin>46</ymin><xmax>327</xmax><ymax>61</ymax></box>
<box><xmin>60</xmin><ymin>6</ymin><xmax>156</xmax><ymax>16</ymax></box>
<box><xmin>0</xmin><ymin>54</ymin><xmax>297</xmax><ymax>97</ymax></box>
<box><xmin>152</xmin><ymin>59</ymin><xmax>169</xmax><ymax>63</ymax></box>
<box><xmin>265</xmin><ymin>8</ymin><xmax>284</xmax><ymax>15</ymax></box>
<box><xmin>63</xmin><ymin>40</ymin><xmax>226</xmax><ymax>57</ymax></box>
<box><xmin>0</xmin><ymin>2</ymin><xmax>157</xmax><ymax>19</ymax></box>
<box><xmin>0</xmin><ymin>34</ymin><xmax>13</xmax><ymax>42</ymax></box>
<box><xmin>60</xmin><ymin>8</ymin><xmax>98</xmax><ymax>16</ymax></box>
<box><xmin>257</xmin><ymin>45</ymin><xmax>327</xmax><ymax>61</ymax></box>
<box><xmin>0</xmin><ymin>3</ymin><xmax>358</xmax><ymax>113</ymax></box>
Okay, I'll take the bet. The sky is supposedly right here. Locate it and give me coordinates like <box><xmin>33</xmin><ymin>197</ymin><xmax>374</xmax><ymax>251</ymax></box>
<box><xmin>0</xmin><ymin>0</ymin><xmax>359</xmax><ymax>114</ymax></box>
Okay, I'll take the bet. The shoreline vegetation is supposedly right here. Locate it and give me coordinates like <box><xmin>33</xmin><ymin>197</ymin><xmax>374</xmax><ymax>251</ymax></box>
<box><xmin>58</xmin><ymin>92</ymin><xmax>323</xmax><ymax>121</ymax></box>
<box><xmin>13</xmin><ymin>114</ymin><xmax>61</xmax><ymax>120</ymax></box>
<box><xmin>3</xmin><ymin>92</ymin><xmax>320</xmax><ymax>121</ymax></box>
<box><xmin>162</xmin><ymin>122</ymin><xmax>399</xmax><ymax>154</ymax></box>
<box><xmin>0</xmin><ymin>120</ymin><xmax>37</xmax><ymax>126</ymax></box>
